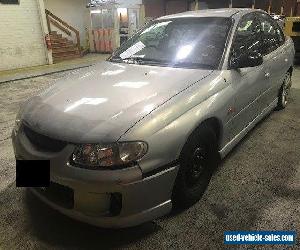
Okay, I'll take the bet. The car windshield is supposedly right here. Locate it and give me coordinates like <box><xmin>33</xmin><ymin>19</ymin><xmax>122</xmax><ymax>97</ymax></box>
<box><xmin>109</xmin><ymin>17</ymin><xmax>232</xmax><ymax>69</ymax></box>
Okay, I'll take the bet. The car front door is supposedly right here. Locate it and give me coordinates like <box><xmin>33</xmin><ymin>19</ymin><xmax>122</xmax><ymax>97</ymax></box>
<box><xmin>256</xmin><ymin>12</ymin><xmax>289</xmax><ymax>108</ymax></box>
<box><xmin>228</xmin><ymin>13</ymin><xmax>268</xmax><ymax>140</ymax></box>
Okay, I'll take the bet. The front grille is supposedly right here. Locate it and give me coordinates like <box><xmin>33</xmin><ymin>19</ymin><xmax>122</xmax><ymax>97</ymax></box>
<box><xmin>23</xmin><ymin>124</ymin><xmax>67</xmax><ymax>152</ymax></box>
<box><xmin>35</xmin><ymin>182</ymin><xmax>74</xmax><ymax>209</ymax></box>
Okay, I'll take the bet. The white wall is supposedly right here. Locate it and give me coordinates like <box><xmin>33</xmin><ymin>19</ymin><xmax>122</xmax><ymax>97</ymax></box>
<box><xmin>0</xmin><ymin>0</ymin><xmax>48</xmax><ymax>71</ymax></box>
<box><xmin>116</xmin><ymin>0</ymin><xmax>142</xmax><ymax>8</ymax></box>
<box><xmin>44</xmin><ymin>0</ymin><xmax>90</xmax><ymax>47</ymax></box>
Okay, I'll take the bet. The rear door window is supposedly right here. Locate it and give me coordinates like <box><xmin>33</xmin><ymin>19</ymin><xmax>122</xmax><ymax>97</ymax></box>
<box><xmin>256</xmin><ymin>13</ymin><xmax>285</xmax><ymax>55</ymax></box>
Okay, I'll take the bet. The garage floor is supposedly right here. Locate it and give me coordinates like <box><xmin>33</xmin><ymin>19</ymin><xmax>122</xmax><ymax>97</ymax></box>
<box><xmin>0</xmin><ymin>66</ymin><xmax>299</xmax><ymax>249</ymax></box>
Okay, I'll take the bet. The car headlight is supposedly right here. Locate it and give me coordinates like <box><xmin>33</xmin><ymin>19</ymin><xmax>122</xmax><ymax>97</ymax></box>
<box><xmin>71</xmin><ymin>142</ymin><xmax>148</xmax><ymax>168</ymax></box>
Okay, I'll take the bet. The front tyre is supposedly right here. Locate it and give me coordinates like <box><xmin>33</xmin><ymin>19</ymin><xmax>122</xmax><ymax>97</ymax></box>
<box><xmin>277</xmin><ymin>71</ymin><xmax>292</xmax><ymax>110</ymax></box>
<box><xmin>172</xmin><ymin>125</ymin><xmax>219</xmax><ymax>208</ymax></box>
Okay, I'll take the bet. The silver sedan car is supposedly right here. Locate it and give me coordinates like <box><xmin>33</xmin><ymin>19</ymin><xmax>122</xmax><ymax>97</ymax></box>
<box><xmin>12</xmin><ymin>8</ymin><xmax>294</xmax><ymax>228</ymax></box>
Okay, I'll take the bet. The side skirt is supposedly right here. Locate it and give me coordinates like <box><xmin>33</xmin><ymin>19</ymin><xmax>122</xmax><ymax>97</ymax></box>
<box><xmin>219</xmin><ymin>98</ymin><xmax>278</xmax><ymax>159</ymax></box>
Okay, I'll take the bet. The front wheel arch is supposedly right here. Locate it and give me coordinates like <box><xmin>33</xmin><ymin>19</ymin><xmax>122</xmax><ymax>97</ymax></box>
<box><xmin>172</xmin><ymin>123</ymin><xmax>219</xmax><ymax>208</ymax></box>
<box><xmin>181</xmin><ymin>117</ymin><xmax>223</xmax><ymax>155</ymax></box>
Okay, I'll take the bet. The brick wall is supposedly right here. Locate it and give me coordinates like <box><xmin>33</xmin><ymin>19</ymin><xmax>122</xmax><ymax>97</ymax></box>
<box><xmin>166</xmin><ymin>0</ymin><xmax>188</xmax><ymax>15</ymax></box>
<box><xmin>206</xmin><ymin>0</ymin><xmax>229</xmax><ymax>8</ymax></box>
<box><xmin>283</xmin><ymin>0</ymin><xmax>297</xmax><ymax>16</ymax></box>
<box><xmin>232</xmin><ymin>0</ymin><xmax>252</xmax><ymax>8</ymax></box>
<box><xmin>144</xmin><ymin>0</ymin><xmax>165</xmax><ymax>18</ymax></box>
<box><xmin>0</xmin><ymin>0</ymin><xmax>47</xmax><ymax>71</ymax></box>
<box><xmin>255</xmin><ymin>0</ymin><xmax>269</xmax><ymax>12</ymax></box>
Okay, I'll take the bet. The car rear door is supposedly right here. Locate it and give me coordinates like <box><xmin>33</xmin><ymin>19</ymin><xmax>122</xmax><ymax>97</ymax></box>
<box><xmin>228</xmin><ymin>13</ymin><xmax>268</xmax><ymax>140</ymax></box>
<box><xmin>256</xmin><ymin>12</ymin><xmax>289</xmax><ymax>109</ymax></box>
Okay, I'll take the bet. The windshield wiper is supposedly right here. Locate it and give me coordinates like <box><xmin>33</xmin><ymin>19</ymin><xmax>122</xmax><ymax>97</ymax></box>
<box><xmin>109</xmin><ymin>57</ymin><xmax>214</xmax><ymax>69</ymax></box>
<box><xmin>108</xmin><ymin>56</ymin><xmax>124</xmax><ymax>63</ymax></box>
<box><xmin>126</xmin><ymin>57</ymin><xmax>168</xmax><ymax>65</ymax></box>
<box><xmin>110</xmin><ymin>56</ymin><xmax>167</xmax><ymax>65</ymax></box>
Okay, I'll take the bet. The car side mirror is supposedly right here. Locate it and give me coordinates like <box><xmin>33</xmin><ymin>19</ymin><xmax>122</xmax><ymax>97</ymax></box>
<box><xmin>230</xmin><ymin>51</ymin><xmax>263</xmax><ymax>69</ymax></box>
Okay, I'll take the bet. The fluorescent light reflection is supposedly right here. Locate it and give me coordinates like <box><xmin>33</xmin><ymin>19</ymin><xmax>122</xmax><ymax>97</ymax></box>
<box><xmin>143</xmin><ymin>104</ymin><xmax>155</xmax><ymax>113</ymax></box>
<box><xmin>120</xmin><ymin>41</ymin><xmax>145</xmax><ymax>59</ymax></box>
<box><xmin>113</xmin><ymin>81</ymin><xmax>149</xmax><ymax>89</ymax></box>
<box><xmin>64</xmin><ymin>98</ymin><xmax>108</xmax><ymax>112</ymax></box>
<box><xmin>102</xmin><ymin>69</ymin><xmax>124</xmax><ymax>76</ymax></box>
<box><xmin>176</xmin><ymin>45</ymin><xmax>193</xmax><ymax>60</ymax></box>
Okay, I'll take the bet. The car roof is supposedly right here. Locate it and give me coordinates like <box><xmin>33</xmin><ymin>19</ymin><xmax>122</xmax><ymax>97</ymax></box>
<box><xmin>157</xmin><ymin>8</ymin><xmax>258</xmax><ymax>20</ymax></box>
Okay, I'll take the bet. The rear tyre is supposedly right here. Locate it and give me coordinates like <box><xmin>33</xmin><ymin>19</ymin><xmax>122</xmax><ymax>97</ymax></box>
<box><xmin>172</xmin><ymin>125</ymin><xmax>219</xmax><ymax>208</ymax></box>
<box><xmin>277</xmin><ymin>71</ymin><xmax>292</xmax><ymax>110</ymax></box>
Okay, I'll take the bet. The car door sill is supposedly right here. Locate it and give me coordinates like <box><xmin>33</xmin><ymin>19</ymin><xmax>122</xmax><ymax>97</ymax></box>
<box><xmin>219</xmin><ymin>98</ymin><xmax>278</xmax><ymax>159</ymax></box>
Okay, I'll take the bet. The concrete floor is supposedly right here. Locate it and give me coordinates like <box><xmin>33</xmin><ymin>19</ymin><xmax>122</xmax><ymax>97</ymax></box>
<box><xmin>0</xmin><ymin>66</ymin><xmax>299</xmax><ymax>249</ymax></box>
<box><xmin>0</xmin><ymin>53</ymin><xmax>109</xmax><ymax>84</ymax></box>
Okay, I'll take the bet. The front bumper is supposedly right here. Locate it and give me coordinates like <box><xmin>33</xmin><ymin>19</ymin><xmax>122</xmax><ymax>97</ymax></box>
<box><xmin>12</xmin><ymin>127</ymin><xmax>179</xmax><ymax>228</ymax></box>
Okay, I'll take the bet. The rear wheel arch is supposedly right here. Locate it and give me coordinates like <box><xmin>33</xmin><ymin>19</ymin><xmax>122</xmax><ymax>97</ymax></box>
<box><xmin>288</xmin><ymin>66</ymin><xmax>293</xmax><ymax>75</ymax></box>
<box><xmin>276</xmin><ymin>69</ymin><xmax>292</xmax><ymax>110</ymax></box>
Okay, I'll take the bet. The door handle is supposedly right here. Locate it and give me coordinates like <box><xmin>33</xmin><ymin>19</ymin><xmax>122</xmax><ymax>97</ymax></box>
<box><xmin>264</xmin><ymin>72</ymin><xmax>270</xmax><ymax>78</ymax></box>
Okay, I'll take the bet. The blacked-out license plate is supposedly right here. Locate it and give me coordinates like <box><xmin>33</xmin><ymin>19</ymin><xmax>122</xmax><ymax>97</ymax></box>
<box><xmin>16</xmin><ymin>160</ymin><xmax>50</xmax><ymax>187</ymax></box>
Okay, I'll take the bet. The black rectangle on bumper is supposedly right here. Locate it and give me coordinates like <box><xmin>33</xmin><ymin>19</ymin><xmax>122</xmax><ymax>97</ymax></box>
<box><xmin>16</xmin><ymin>160</ymin><xmax>50</xmax><ymax>187</ymax></box>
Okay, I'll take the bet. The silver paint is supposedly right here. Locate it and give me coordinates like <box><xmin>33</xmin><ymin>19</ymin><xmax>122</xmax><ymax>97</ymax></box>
<box><xmin>12</xmin><ymin>8</ymin><xmax>295</xmax><ymax>228</ymax></box>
